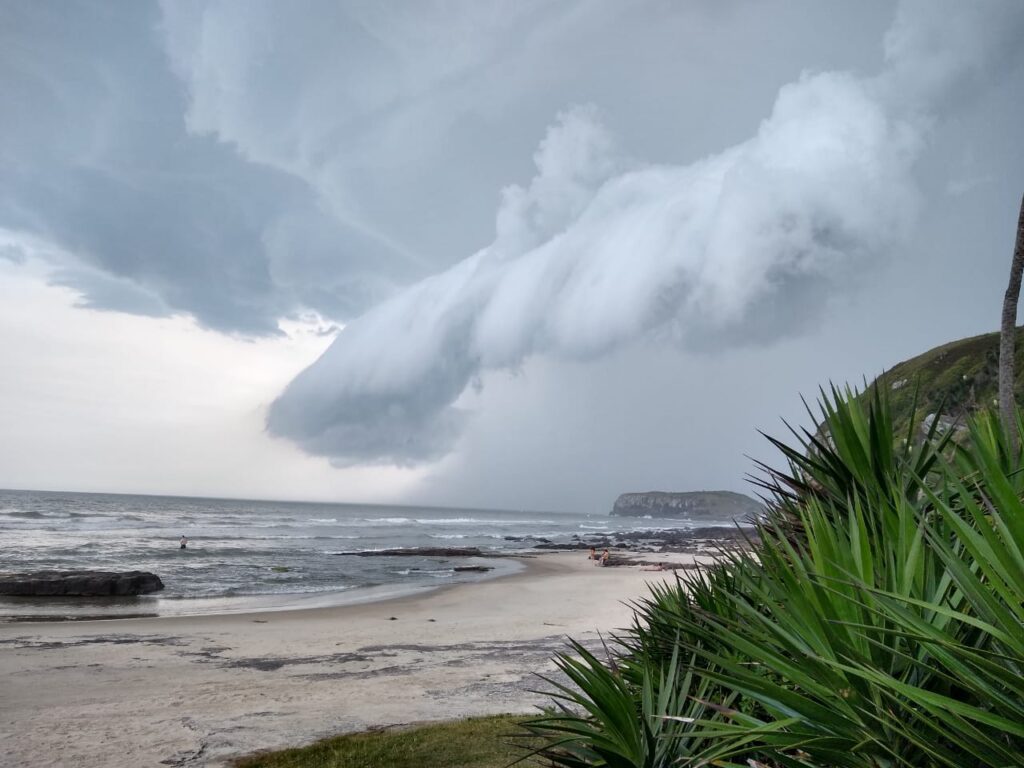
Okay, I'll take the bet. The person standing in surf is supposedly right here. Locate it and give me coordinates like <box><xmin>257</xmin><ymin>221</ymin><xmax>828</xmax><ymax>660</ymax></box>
<box><xmin>180</xmin><ymin>535</ymin><xmax>187</xmax><ymax>550</ymax></box>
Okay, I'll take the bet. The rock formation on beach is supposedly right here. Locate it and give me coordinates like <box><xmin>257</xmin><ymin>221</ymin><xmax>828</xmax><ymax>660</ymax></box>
<box><xmin>611</xmin><ymin>490</ymin><xmax>763</xmax><ymax>520</ymax></box>
<box><xmin>0</xmin><ymin>570</ymin><xmax>164</xmax><ymax>597</ymax></box>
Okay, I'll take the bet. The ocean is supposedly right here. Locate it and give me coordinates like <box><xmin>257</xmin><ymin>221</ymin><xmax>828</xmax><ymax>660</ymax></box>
<box><xmin>0</xmin><ymin>488</ymin><xmax>732</xmax><ymax>621</ymax></box>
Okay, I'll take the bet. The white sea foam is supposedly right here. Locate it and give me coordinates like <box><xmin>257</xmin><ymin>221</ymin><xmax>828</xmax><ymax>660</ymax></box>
<box><xmin>416</xmin><ymin>517</ymin><xmax>482</xmax><ymax>524</ymax></box>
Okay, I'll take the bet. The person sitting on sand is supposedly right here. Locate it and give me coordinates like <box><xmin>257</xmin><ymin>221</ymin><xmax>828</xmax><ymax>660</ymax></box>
<box><xmin>180</xmin><ymin>535</ymin><xmax>187</xmax><ymax>550</ymax></box>
<box><xmin>641</xmin><ymin>562</ymin><xmax>668</xmax><ymax>571</ymax></box>
<box><xmin>600</xmin><ymin>548</ymin><xmax>610</xmax><ymax>566</ymax></box>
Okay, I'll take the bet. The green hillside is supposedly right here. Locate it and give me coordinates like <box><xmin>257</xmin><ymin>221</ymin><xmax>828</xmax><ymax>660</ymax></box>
<box><xmin>866</xmin><ymin>327</ymin><xmax>1024</xmax><ymax>438</ymax></box>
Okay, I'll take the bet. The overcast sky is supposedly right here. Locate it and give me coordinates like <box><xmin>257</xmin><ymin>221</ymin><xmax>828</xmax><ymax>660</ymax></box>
<box><xmin>2</xmin><ymin>0</ymin><xmax>1023</xmax><ymax>512</ymax></box>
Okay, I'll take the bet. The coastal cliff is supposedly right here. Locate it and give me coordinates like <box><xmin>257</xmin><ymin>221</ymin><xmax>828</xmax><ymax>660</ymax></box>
<box><xmin>611</xmin><ymin>491</ymin><xmax>762</xmax><ymax>520</ymax></box>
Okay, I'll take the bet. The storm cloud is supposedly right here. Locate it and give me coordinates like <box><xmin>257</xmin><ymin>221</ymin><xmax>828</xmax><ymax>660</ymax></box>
<box><xmin>0</xmin><ymin>0</ymin><xmax>899</xmax><ymax>336</ymax></box>
<box><xmin>267</xmin><ymin>0</ymin><xmax>1024</xmax><ymax>466</ymax></box>
<box><xmin>3</xmin><ymin>1</ymin><xmax>1023</xmax><ymax>507</ymax></box>
<box><xmin>1</xmin><ymin>2</ymin><xmax>416</xmax><ymax>334</ymax></box>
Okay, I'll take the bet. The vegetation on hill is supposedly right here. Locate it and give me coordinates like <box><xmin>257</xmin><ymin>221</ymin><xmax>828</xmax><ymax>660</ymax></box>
<box><xmin>523</xmin><ymin>387</ymin><xmax>1024</xmax><ymax>767</ymax></box>
<box><xmin>868</xmin><ymin>327</ymin><xmax>1024</xmax><ymax>439</ymax></box>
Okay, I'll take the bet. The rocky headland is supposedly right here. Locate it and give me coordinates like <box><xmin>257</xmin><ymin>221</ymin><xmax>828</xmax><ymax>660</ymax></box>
<box><xmin>611</xmin><ymin>490</ymin><xmax>763</xmax><ymax>520</ymax></box>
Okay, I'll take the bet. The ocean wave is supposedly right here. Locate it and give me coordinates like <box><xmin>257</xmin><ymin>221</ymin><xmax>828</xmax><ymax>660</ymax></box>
<box><xmin>387</xmin><ymin>569</ymin><xmax>456</xmax><ymax>581</ymax></box>
<box><xmin>257</xmin><ymin>534</ymin><xmax>360</xmax><ymax>540</ymax></box>
<box><xmin>415</xmin><ymin>517</ymin><xmax>483</xmax><ymax>524</ymax></box>
<box><xmin>175</xmin><ymin>583</ymin><xmax>354</xmax><ymax>598</ymax></box>
<box><xmin>358</xmin><ymin>515</ymin><xmax>559</xmax><ymax>526</ymax></box>
<box><xmin>324</xmin><ymin>547</ymin><xmax>404</xmax><ymax>555</ymax></box>
<box><xmin>416</xmin><ymin>517</ymin><xmax>557</xmax><ymax>525</ymax></box>
<box><xmin>307</xmin><ymin>518</ymin><xmax>338</xmax><ymax>524</ymax></box>
<box><xmin>1</xmin><ymin>509</ymin><xmax>47</xmax><ymax>519</ymax></box>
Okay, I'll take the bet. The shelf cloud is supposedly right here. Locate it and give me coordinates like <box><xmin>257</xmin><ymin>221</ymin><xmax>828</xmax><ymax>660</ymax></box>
<box><xmin>267</xmin><ymin>0</ymin><xmax>1024</xmax><ymax>466</ymax></box>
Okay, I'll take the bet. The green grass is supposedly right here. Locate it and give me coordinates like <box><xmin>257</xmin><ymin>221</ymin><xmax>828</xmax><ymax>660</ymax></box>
<box><xmin>869</xmin><ymin>327</ymin><xmax>1024</xmax><ymax>439</ymax></box>
<box><xmin>233</xmin><ymin>714</ymin><xmax>541</xmax><ymax>768</ymax></box>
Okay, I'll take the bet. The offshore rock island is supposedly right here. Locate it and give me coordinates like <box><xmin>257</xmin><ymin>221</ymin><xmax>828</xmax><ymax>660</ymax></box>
<box><xmin>611</xmin><ymin>490</ymin><xmax>764</xmax><ymax>520</ymax></box>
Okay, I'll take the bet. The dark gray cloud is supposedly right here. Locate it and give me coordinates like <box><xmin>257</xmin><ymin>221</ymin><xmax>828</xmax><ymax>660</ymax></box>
<box><xmin>268</xmin><ymin>0</ymin><xmax>1024</xmax><ymax>466</ymax></box>
<box><xmin>1</xmin><ymin>1</ymin><xmax>408</xmax><ymax>334</ymax></box>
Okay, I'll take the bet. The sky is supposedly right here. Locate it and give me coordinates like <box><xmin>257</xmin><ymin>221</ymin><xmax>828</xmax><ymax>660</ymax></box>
<box><xmin>1</xmin><ymin>0</ymin><xmax>1023</xmax><ymax>512</ymax></box>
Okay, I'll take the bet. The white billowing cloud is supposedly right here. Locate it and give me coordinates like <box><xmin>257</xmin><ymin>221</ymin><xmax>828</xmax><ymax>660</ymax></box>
<box><xmin>267</xmin><ymin>85</ymin><xmax>913</xmax><ymax>462</ymax></box>
<box><xmin>492</xmin><ymin>104</ymin><xmax>619</xmax><ymax>261</ymax></box>
<box><xmin>268</xmin><ymin>0</ymin><xmax>1024</xmax><ymax>467</ymax></box>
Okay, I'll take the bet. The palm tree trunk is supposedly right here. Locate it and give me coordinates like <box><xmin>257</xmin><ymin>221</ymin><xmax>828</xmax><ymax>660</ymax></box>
<box><xmin>999</xmin><ymin>194</ymin><xmax>1024</xmax><ymax>453</ymax></box>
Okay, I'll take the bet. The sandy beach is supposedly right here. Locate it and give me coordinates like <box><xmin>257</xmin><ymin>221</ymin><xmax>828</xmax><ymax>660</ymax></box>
<box><xmin>0</xmin><ymin>551</ymin><xmax>711</xmax><ymax>767</ymax></box>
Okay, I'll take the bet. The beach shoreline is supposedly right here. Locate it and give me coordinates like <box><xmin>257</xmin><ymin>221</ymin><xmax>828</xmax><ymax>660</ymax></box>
<box><xmin>0</xmin><ymin>554</ymin><xmax>528</xmax><ymax>624</ymax></box>
<box><xmin>0</xmin><ymin>549</ymin><xmax>713</xmax><ymax>767</ymax></box>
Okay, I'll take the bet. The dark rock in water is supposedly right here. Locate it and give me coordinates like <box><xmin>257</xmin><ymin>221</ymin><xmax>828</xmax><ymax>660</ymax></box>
<box><xmin>453</xmin><ymin>565</ymin><xmax>493</xmax><ymax>573</ymax></box>
<box><xmin>534</xmin><ymin>540</ymin><xmax>609</xmax><ymax>550</ymax></box>
<box><xmin>531</xmin><ymin>526</ymin><xmax>758</xmax><ymax>555</ymax></box>
<box><xmin>0</xmin><ymin>570</ymin><xmax>164</xmax><ymax>597</ymax></box>
<box><xmin>611</xmin><ymin>491</ymin><xmax>763</xmax><ymax>520</ymax></box>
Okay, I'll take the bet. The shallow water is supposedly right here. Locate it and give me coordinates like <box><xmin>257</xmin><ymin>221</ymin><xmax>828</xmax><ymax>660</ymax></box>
<box><xmin>0</xmin><ymin>488</ymin><xmax>729</xmax><ymax>620</ymax></box>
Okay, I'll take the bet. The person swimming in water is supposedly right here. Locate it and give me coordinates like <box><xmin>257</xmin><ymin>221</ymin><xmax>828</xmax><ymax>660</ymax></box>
<box><xmin>180</xmin><ymin>535</ymin><xmax>187</xmax><ymax>550</ymax></box>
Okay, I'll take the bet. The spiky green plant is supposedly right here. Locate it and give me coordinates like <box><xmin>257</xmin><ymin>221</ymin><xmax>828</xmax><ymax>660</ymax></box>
<box><xmin>524</xmin><ymin>387</ymin><xmax>1024</xmax><ymax>768</ymax></box>
<box><xmin>523</xmin><ymin>641</ymin><xmax>729</xmax><ymax>768</ymax></box>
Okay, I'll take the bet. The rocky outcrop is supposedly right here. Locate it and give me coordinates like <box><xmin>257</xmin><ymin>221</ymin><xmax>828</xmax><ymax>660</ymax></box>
<box><xmin>611</xmin><ymin>491</ymin><xmax>763</xmax><ymax>520</ymax></box>
<box><xmin>532</xmin><ymin>525</ymin><xmax>757</xmax><ymax>553</ymax></box>
<box><xmin>0</xmin><ymin>570</ymin><xmax>164</xmax><ymax>597</ymax></box>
